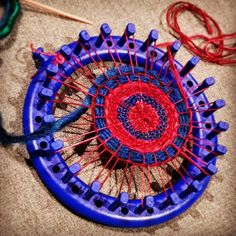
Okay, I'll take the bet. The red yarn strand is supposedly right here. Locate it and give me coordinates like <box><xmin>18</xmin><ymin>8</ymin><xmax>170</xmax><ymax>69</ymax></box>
<box><xmin>164</xmin><ymin>1</ymin><xmax>236</xmax><ymax>65</ymax></box>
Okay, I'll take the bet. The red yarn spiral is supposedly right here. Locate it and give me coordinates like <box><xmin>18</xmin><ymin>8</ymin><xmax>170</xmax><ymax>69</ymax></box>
<box><xmin>160</xmin><ymin>1</ymin><xmax>236</xmax><ymax>65</ymax></box>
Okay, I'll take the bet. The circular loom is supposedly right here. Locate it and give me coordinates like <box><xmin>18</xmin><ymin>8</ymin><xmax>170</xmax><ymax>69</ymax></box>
<box><xmin>23</xmin><ymin>23</ymin><xmax>228</xmax><ymax>227</ymax></box>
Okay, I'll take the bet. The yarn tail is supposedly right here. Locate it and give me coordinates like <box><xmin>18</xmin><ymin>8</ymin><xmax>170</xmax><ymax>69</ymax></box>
<box><xmin>0</xmin><ymin>106</ymin><xmax>88</xmax><ymax>146</ymax></box>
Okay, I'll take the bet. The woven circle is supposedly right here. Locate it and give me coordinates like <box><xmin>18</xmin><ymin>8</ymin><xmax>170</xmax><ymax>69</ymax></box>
<box><xmin>93</xmin><ymin>66</ymin><xmax>190</xmax><ymax>165</ymax></box>
<box><xmin>118</xmin><ymin>94</ymin><xmax>167</xmax><ymax>140</ymax></box>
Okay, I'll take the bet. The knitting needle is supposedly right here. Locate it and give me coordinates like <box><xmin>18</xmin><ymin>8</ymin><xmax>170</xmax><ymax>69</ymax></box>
<box><xmin>20</xmin><ymin>0</ymin><xmax>93</xmax><ymax>25</ymax></box>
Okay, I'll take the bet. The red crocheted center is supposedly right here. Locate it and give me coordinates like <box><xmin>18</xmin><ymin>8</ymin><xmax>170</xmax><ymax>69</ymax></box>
<box><xmin>104</xmin><ymin>80</ymin><xmax>180</xmax><ymax>153</ymax></box>
<box><xmin>128</xmin><ymin>102</ymin><xmax>160</xmax><ymax>133</ymax></box>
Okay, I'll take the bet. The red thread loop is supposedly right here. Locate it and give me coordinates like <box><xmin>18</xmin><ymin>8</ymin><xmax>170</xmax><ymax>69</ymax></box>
<box><xmin>164</xmin><ymin>1</ymin><xmax>236</xmax><ymax>65</ymax></box>
<box><xmin>29</xmin><ymin>43</ymin><xmax>57</xmax><ymax>56</ymax></box>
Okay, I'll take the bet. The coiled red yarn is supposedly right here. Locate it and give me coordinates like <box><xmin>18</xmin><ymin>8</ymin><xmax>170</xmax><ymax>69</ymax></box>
<box><xmin>162</xmin><ymin>1</ymin><xmax>236</xmax><ymax>65</ymax></box>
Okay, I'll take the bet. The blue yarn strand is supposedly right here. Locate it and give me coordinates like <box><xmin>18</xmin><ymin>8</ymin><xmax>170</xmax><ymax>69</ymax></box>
<box><xmin>0</xmin><ymin>106</ymin><xmax>88</xmax><ymax>146</ymax></box>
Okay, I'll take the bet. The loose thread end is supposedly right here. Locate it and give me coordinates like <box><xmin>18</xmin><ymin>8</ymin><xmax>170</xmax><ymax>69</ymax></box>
<box><xmin>0</xmin><ymin>114</ymin><xmax>54</xmax><ymax>146</ymax></box>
